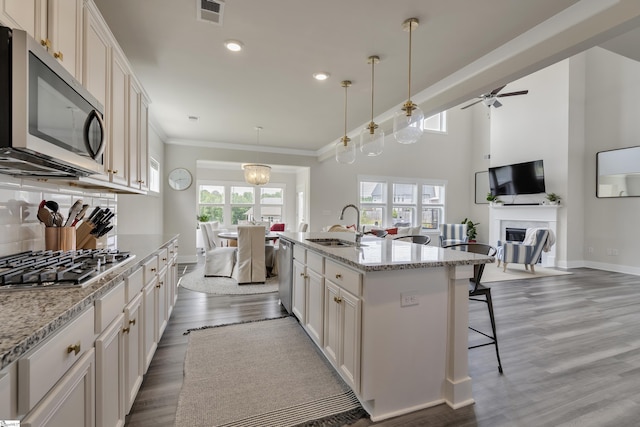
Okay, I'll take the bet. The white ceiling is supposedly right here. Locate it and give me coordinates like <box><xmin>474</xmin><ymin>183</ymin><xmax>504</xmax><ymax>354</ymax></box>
<box><xmin>92</xmin><ymin>0</ymin><xmax>640</xmax><ymax>155</ymax></box>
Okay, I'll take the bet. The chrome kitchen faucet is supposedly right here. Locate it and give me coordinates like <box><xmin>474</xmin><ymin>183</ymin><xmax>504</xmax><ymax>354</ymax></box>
<box><xmin>339</xmin><ymin>204</ymin><xmax>363</xmax><ymax>247</ymax></box>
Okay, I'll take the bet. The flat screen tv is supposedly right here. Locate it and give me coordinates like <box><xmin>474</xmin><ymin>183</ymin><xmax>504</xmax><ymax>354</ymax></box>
<box><xmin>488</xmin><ymin>160</ymin><xmax>546</xmax><ymax>196</ymax></box>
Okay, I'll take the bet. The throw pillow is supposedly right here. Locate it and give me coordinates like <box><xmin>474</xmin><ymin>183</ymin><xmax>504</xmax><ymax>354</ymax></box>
<box><xmin>385</xmin><ymin>227</ymin><xmax>398</xmax><ymax>235</ymax></box>
<box><xmin>270</xmin><ymin>223</ymin><xmax>285</xmax><ymax>232</ymax></box>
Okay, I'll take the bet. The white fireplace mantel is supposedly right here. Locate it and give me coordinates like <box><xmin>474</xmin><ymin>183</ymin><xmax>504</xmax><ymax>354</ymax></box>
<box><xmin>489</xmin><ymin>205</ymin><xmax>559</xmax><ymax>267</ymax></box>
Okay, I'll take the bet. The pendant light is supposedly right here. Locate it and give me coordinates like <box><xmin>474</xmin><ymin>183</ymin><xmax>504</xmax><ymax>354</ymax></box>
<box><xmin>360</xmin><ymin>56</ymin><xmax>384</xmax><ymax>157</ymax></box>
<box><xmin>393</xmin><ymin>17</ymin><xmax>424</xmax><ymax>144</ymax></box>
<box><xmin>242</xmin><ymin>126</ymin><xmax>271</xmax><ymax>185</ymax></box>
<box><xmin>335</xmin><ymin>80</ymin><xmax>356</xmax><ymax>164</ymax></box>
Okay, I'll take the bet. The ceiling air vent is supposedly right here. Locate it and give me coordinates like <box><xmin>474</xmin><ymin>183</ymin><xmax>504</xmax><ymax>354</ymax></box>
<box><xmin>197</xmin><ymin>0</ymin><xmax>225</xmax><ymax>25</ymax></box>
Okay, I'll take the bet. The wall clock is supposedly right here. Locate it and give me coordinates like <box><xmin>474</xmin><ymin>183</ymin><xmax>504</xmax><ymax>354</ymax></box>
<box><xmin>168</xmin><ymin>167</ymin><xmax>192</xmax><ymax>190</ymax></box>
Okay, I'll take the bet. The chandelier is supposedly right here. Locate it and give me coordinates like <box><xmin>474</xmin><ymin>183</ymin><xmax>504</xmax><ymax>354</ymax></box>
<box><xmin>243</xmin><ymin>126</ymin><xmax>271</xmax><ymax>185</ymax></box>
<box><xmin>393</xmin><ymin>18</ymin><xmax>424</xmax><ymax>144</ymax></box>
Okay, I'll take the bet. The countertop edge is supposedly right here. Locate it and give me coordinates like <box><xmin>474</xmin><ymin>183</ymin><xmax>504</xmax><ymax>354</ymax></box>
<box><xmin>0</xmin><ymin>234</ymin><xmax>179</xmax><ymax>371</ymax></box>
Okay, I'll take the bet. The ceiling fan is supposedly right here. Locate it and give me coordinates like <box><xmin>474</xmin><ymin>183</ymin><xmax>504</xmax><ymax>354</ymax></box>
<box><xmin>460</xmin><ymin>85</ymin><xmax>529</xmax><ymax>109</ymax></box>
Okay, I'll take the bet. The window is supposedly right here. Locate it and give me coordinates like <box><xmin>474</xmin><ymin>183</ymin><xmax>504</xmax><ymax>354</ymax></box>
<box><xmin>423</xmin><ymin>111</ymin><xmax>447</xmax><ymax>133</ymax></box>
<box><xmin>149</xmin><ymin>157</ymin><xmax>160</xmax><ymax>193</ymax></box>
<box><xmin>198</xmin><ymin>182</ymin><xmax>285</xmax><ymax>226</ymax></box>
<box><xmin>359</xmin><ymin>176</ymin><xmax>445</xmax><ymax>231</ymax></box>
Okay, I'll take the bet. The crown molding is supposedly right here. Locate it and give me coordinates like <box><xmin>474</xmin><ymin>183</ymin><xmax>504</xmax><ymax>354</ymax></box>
<box><xmin>165</xmin><ymin>138</ymin><xmax>318</xmax><ymax>157</ymax></box>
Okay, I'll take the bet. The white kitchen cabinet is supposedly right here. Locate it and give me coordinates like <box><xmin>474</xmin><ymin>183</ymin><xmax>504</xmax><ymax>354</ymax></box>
<box><xmin>292</xmin><ymin>258</ymin><xmax>306</xmax><ymax>322</ymax></box>
<box><xmin>1</xmin><ymin>0</ymin><xmax>81</xmax><ymax>79</ymax></box>
<box><xmin>123</xmin><ymin>293</ymin><xmax>143</xmax><ymax>414</ymax></box>
<box><xmin>0</xmin><ymin>362</ymin><xmax>17</xmax><ymax>420</ymax></box>
<box><xmin>21</xmin><ymin>348</ymin><xmax>95</xmax><ymax>427</ymax></box>
<box><xmin>305</xmin><ymin>268</ymin><xmax>324</xmax><ymax>346</ymax></box>
<box><xmin>82</xmin><ymin>1</ymin><xmax>109</xmax><ymax>115</ymax></box>
<box><xmin>142</xmin><ymin>279</ymin><xmax>156</xmax><ymax>374</ymax></box>
<box><xmin>156</xmin><ymin>266</ymin><xmax>168</xmax><ymax>341</ymax></box>
<box><xmin>95</xmin><ymin>313</ymin><xmax>125</xmax><ymax>427</ymax></box>
<box><xmin>106</xmin><ymin>47</ymin><xmax>129</xmax><ymax>186</ymax></box>
<box><xmin>127</xmin><ymin>78</ymin><xmax>150</xmax><ymax>191</ymax></box>
<box><xmin>324</xmin><ymin>276</ymin><xmax>361</xmax><ymax>393</ymax></box>
<box><xmin>0</xmin><ymin>0</ymin><xmax>37</xmax><ymax>36</ymax></box>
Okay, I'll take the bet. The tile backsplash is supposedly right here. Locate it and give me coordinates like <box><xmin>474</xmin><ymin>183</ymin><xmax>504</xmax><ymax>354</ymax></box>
<box><xmin>0</xmin><ymin>176</ymin><xmax>117</xmax><ymax>256</ymax></box>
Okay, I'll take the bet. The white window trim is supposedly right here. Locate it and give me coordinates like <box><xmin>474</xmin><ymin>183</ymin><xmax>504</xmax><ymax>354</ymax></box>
<box><xmin>198</xmin><ymin>180</ymin><xmax>286</xmax><ymax>227</ymax></box>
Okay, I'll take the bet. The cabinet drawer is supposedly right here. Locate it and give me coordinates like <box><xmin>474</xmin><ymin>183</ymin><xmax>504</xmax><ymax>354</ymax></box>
<box><xmin>167</xmin><ymin>241</ymin><xmax>176</xmax><ymax>258</ymax></box>
<box><xmin>19</xmin><ymin>307</ymin><xmax>95</xmax><ymax>414</ymax></box>
<box><xmin>142</xmin><ymin>255</ymin><xmax>159</xmax><ymax>285</ymax></box>
<box><xmin>158</xmin><ymin>247</ymin><xmax>170</xmax><ymax>268</ymax></box>
<box><xmin>307</xmin><ymin>251</ymin><xmax>324</xmax><ymax>274</ymax></box>
<box><xmin>293</xmin><ymin>245</ymin><xmax>305</xmax><ymax>262</ymax></box>
<box><xmin>125</xmin><ymin>266</ymin><xmax>144</xmax><ymax>303</ymax></box>
<box><xmin>95</xmin><ymin>280</ymin><xmax>125</xmax><ymax>333</ymax></box>
<box><xmin>326</xmin><ymin>260</ymin><xmax>362</xmax><ymax>296</ymax></box>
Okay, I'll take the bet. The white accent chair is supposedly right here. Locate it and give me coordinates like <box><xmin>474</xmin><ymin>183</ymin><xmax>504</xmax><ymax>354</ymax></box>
<box><xmin>298</xmin><ymin>222</ymin><xmax>308</xmax><ymax>232</ymax></box>
<box><xmin>439</xmin><ymin>223</ymin><xmax>468</xmax><ymax>247</ymax></box>
<box><xmin>233</xmin><ymin>225</ymin><xmax>266</xmax><ymax>284</ymax></box>
<box><xmin>497</xmin><ymin>228</ymin><xmax>550</xmax><ymax>273</ymax></box>
<box><xmin>201</xmin><ymin>223</ymin><xmax>236</xmax><ymax>277</ymax></box>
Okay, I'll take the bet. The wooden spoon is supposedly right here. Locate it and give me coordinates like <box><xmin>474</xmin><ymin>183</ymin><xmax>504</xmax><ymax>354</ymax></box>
<box><xmin>37</xmin><ymin>207</ymin><xmax>53</xmax><ymax>227</ymax></box>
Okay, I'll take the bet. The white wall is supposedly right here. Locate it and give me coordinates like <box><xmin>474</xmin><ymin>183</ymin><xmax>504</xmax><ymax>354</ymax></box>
<box><xmin>310</xmin><ymin>107</ymin><xmax>474</xmax><ymax>234</ymax></box>
<box><xmin>583</xmin><ymin>47</ymin><xmax>640</xmax><ymax>274</ymax></box>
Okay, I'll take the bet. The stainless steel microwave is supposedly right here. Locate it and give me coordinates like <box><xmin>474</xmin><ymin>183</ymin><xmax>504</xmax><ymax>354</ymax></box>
<box><xmin>0</xmin><ymin>26</ymin><xmax>105</xmax><ymax>177</ymax></box>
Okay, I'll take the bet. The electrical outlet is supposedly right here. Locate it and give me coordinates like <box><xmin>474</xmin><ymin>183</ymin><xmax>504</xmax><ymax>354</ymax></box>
<box><xmin>400</xmin><ymin>291</ymin><xmax>419</xmax><ymax>307</ymax></box>
<box><xmin>611</xmin><ymin>249</ymin><xmax>619</xmax><ymax>256</ymax></box>
<box><xmin>587</xmin><ymin>247</ymin><xmax>594</xmax><ymax>254</ymax></box>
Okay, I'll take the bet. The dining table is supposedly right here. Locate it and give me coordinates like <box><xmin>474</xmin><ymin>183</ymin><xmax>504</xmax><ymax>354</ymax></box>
<box><xmin>217</xmin><ymin>231</ymin><xmax>281</xmax><ymax>242</ymax></box>
<box><xmin>217</xmin><ymin>231</ymin><xmax>280</xmax><ymax>274</ymax></box>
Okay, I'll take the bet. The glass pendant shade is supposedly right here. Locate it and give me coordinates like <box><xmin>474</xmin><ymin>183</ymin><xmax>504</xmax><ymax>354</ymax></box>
<box><xmin>335</xmin><ymin>137</ymin><xmax>356</xmax><ymax>164</ymax></box>
<box><xmin>360</xmin><ymin>124</ymin><xmax>384</xmax><ymax>156</ymax></box>
<box><xmin>393</xmin><ymin>104</ymin><xmax>424</xmax><ymax>144</ymax></box>
<box><xmin>243</xmin><ymin>163</ymin><xmax>271</xmax><ymax>185</ymax></box>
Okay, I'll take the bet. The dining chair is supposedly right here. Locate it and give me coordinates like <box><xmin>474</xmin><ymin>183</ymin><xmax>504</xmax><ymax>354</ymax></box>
<box><xmin>233</xmin><ymin>225</ymin><xmax>266</xmax><ymax>284</ymax></box>
<box><xmin>443</xmin><ymin>242</ymin><xmax>503</xmax><ymax>374</ymax></box>
<box><xmin>392</xmin><ymin>234</ymin><xmax>430</xmax><ymax>245</ymax></box>
<box><xmin>201</xmin><ymin>223</ymin><xmax>236</xmax><ymax>277</ymax></box>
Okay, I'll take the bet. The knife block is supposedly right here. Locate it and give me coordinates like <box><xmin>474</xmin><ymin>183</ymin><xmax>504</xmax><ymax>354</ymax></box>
<box><xmin>79</xmin><ymin>235</ymin><xmax>107</xmax><ymax>250</ymax></box>
<box><xmin>45</xmin><ymin>227</ymin><xmax>76</xmax><ymax>251</ymax></box>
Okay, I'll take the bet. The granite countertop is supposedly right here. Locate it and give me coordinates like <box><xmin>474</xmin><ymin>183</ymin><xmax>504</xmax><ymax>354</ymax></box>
<box><xmin>279</xmin><ymin>232</ymin><xmax>494</xmax><ymax>272</ymax></box>
<box><xmin>0</xmin><ymin>234</ymin><xmax>179</xmax><ymax>371</ymax></box>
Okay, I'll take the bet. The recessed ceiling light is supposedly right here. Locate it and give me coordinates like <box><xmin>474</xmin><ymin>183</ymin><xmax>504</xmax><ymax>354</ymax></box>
<box><xmin>313</xmin><ymin>72</ymin><xmax>330</xmax><ymax>81</ymax></box>
<box><xmin>224</xmin><ymin>40</ymin><xmax>244</xmax><ymax>52</ymax></box>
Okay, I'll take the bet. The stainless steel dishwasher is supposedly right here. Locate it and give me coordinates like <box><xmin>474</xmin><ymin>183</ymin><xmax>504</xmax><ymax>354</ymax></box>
<box><xmin>277</xmin><ymin>238</ymin><xmax>293</xmax><ymax>313</ymax></box>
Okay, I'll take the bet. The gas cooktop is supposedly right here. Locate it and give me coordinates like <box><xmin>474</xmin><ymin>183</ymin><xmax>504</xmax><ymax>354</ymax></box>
<box><xmin>0</xmin><ymin>249</ymin><xmax>135</xmax><ymax>290</ymax></box>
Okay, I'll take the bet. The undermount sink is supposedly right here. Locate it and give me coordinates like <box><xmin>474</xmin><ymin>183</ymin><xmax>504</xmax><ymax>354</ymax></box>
<box><xmin>306</xmin><ymin>238</ymin><xmax>362</xmax><ymax>247</ymax></box>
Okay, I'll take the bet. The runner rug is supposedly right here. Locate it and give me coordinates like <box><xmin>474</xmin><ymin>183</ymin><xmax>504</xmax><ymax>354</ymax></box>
<box><xmin>175</xmin><ymin>317</ymin><xmax>367</xmax><ymax>427</ymax></box>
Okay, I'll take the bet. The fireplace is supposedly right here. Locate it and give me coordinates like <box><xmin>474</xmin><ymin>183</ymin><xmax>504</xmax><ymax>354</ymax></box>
<box><xmin>505</xmin><ymin>227</ymin><xmax>526</xmax><ymax>242</ymax></box>
<box><xmin>489</xmin><ymin>205</ymin><xmax>559</xmax><ymax>267</ymax></box>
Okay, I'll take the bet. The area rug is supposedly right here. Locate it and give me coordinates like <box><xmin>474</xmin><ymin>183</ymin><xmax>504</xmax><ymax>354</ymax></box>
<box><xmin>175</xmin><ymin>317</ymin><xmax>367</xmax><ymax>427</ymax></box>
<box><xmin>179</xmin><ymin>266</ymin><xmax>278</xmax><ymax>295</ymax></box>
<box><xmin>482</xmin><ymin>264</ymin><xmax>572</xmax><ymax>283</ymax></box>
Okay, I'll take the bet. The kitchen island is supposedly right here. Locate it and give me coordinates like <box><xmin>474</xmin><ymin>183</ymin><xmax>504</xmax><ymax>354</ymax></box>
<box><xmin>279</xmin><ymin>232</ymin><xmax>493</xmax><ymax>422</ymax></box>
<box><xmin>0</xmin><ymin>234</ymin><xmax>179</xmax><ymax>424</ymax></box>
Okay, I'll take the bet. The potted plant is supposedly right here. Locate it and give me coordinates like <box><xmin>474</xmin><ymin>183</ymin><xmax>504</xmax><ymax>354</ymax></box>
<box><xmin>486</xmin><ymin>192</ymin><xmax>502</xmax><ymax>206</ymax></box>
<box><xmin>545</xmin><ymin>193</ymin><xmax>561</xmax><ymax>205</ymax></box>
<box><xmin>461</xmin><ymin>218</ymin><xmax>479</xmax><ymax>242</ymax></box>
<box><xmin>197</xmin><ymin>213</ymin><xmax>210</xmax><ymax>228</ymax></box>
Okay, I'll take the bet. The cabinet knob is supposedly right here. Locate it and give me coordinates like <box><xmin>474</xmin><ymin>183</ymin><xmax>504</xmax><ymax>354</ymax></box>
<box><xmin>151</xmin><ymin>267</ymin><xmax>156</xmax><ymax>272</ymax></box>
<box><xmin>53</xmin><ymin>51</ymin><xmax>63</xmax><ymax>60</ymax></box>
<box><xmin>123</xmin><ymin>327</ymin><xmax>130</xmax><ymax>334</ymax></box>
<box><xmin>40</xmin><ymin>39</ymin><xmax>51</xmax><ymax>49</ymax></box>
<box><xmin>162</xmin><ymin>257</ymin><xmax>167</xmax><ymax>261</ymax></box>
<box><xmin>129</xmin><ymin>319</ymin><xmax>136</xmax><ymax>326</ymax></box>
<box><xmin>333</xmin><ymin>296</ymin><xmax>343</xmax><ymax>304</ymax></box>
<box><xmin>335</xmin><ymin>274</ymin><xmax>342</xmax><ymax>279</ymax></box>
<box><xmin>66</xmin><ymin>343</ymin><xmax>81</xmax><ymax>355</ymax></box>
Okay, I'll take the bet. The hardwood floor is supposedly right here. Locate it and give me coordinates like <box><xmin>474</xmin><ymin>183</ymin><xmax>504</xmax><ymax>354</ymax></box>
<box><xmin>125</xmin><ymin>266</ymin><xmax>640</xmax><ymax>426</ymax></box>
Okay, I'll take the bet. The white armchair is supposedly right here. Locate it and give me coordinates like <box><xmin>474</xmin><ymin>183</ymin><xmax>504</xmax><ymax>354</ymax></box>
<box><xmin>201</xmin><ymin>223</ymin><xmax>236</xmax><ymax>277</ymax></box>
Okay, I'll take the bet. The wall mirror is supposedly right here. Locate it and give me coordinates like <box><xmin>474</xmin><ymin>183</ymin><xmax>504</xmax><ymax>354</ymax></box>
<box><xmin>597</xmin><ymin>146</ymin><xmax>640</xmax><ymax>198</ymax></box>
<box><xmin>475</xmin><ymin>171</ymin><xmax>489</xmax><ymax>204</ymax></box>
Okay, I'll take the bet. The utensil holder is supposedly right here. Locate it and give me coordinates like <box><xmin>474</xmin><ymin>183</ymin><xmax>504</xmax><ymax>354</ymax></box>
<box><xmin>45</xmin><ymin>227</ymin><xmax>77</xmax><ymax>251</ymax></box>
<box><xmin>79</xmin><ymin>235</ymin><xmax>107</xmax><ymax>250</ymax></box>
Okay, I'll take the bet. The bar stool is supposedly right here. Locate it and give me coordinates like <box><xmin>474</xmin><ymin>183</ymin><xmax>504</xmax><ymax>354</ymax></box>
<box><xmin>443</xmin><ymin>242</ymin><xmax>503</xmax><ymax>374</ymax></box>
